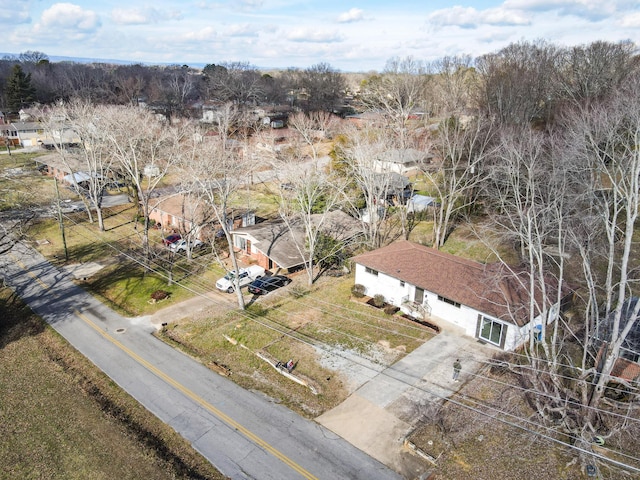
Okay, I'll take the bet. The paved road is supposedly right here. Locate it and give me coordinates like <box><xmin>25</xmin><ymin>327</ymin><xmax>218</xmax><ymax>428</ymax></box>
<box><xmin>1</xmin><ymin>241</ymin><xmax>402</xmax><ymax>480</ymax></box>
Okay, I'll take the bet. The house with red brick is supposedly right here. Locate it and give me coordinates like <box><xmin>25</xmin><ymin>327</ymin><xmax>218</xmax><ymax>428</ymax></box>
<box><xmin>352</xmin><ymin>240</ymin><xmax>572</xmax><ymax>351</ymax></box>
<box><xmin>148</xmin><ymin>193</ymin><xmax>255</xmax><ymax>241</ymax></box>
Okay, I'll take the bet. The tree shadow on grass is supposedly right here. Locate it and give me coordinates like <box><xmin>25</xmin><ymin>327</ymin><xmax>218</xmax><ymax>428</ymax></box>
<box><xmin>0</xmin><ymin>287</ymin><xmax>46</xmax><ymax>350</ymax></box>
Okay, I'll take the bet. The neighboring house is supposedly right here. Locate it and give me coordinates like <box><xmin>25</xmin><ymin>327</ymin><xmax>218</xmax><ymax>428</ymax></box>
<box><xmin>352</xmin><ymin>240</ymin><xmax>571</xmax><ymax>351</ymax></box>
<box><xmin>232</xmin><ymin>210</ymin><xmax>362</xmax><ymax>272</ymax></box>
<box><xmin>359</xmin><ymin>173</ymin><xmax>413</xmax><ymax>223</ymax></box>
<box><xmin>13</xmin><ymin>121</ymin><xmax>45</xmax><ymax>147</ymax></box>
<box><xmin>345</xmin><ymin>110</ymin><xmax>386</xmax><ymax>127</ymax></box>
<box><xmin>594</xmin><ymin>298</ymin><xmax>640</xmax><ymax>382</ymax></box>
<box><xmin>148</xmin><ymin>193</ymin><xmax>255</xmax><ymax>240</ymax></box>
<box><xmin>373</xmin><ymin>148</ymin><xmax>431</xmax><ymax>174</ymax></box>
<box><xmin>407</xmin><ymin>194</ymin><xmax>438</xmax><ymax>213</ymax></box>
<box><xmin>0</xmin><ymin>122</ymin><xmax>19</xmax><ymax>148</ymax></box>
<box><xmin>34</xmin><ymin>153</ymin><xmax>77</xmax><ymax>181</ymax></box>
<box><xmin>18</xmin><ymin>108</ymin><xmax>39</xmax><ymax>122</ymax></box>
<box><xmin>40</xmin><ymin>125</ymin><xmax>81</xmax><ymax>150</ymax></box>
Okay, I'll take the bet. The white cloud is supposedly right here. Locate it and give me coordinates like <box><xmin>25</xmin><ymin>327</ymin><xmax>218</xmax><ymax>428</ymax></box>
<box><xmin>427</xmin><ymin>6</ymin><xmax>530</xmax><ymax>28</ymax></box>
<box><xmin>620</xmin><ymin>11</ymin><xmax>640</xmax><ymax>27</ymax></box>
<box><xmin>35</xmin><ymin>3</ymin><xmax>100</xmax><ymax>31</ymax></box>
<box><xmin>111</xmin><ymin>7</ymin><xmax>182</xmax><ymax>25</ymax></box>
<box><xmin>0</xmin><ymin>0</ymin><xmax>30</xmax><ymax>24</ymax></box>
<box><xmin>503</xmin><ymin>0</ymin><xmax>617</xmax><ymax>20</ymax></box>
<box><xmin>224</xmin><ymin>24</ymin><xmax>259</xmax><ymax>37</ymax></box>
<box><xmin>287</xmin><ymin>28</ymin><xmax>343</xmax><ymax>43</ymax></box>
<box><xmin>238</xmin><ymin>0</ymin><xmax>263</xmax><ymax>8</ymax></box>
<box><xmin>196</xmin><ymin>0</ymin><xmax>262</xmax><ymax>11</ymax></box>
<box><xmin>181</xmin><ymin>26</ymin><xmax>217</xmax><ymax>41</ymax></box>
<box><xmin>337</xmin><ymin>8</ymin><xmax>365</xmax><ymax>23</ymax></box>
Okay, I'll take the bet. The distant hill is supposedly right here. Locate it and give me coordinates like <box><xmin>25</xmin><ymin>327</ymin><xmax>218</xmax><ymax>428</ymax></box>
<box><xmin>0</xmin><ymin>52</ymin><xmax>206</xmax><ymax>69</ymax></box>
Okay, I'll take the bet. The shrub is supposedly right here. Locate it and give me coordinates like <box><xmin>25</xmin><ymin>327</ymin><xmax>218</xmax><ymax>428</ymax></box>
<box><xmin>373</xmin><ymin>294</ymin><xmax>386</xmax><ymax>308</ymax></box>
<box><xmin>289</xmin><ymin>285</ymin><xmax>309</xmax><ymax>299</ymax></box>
<box><xmin>150</xmin><ymin>290</ymin><xmax>170</xmax><ymax>301</ymax></box>
<box><xmin>351</xmin><ymin>283</ymin><xmax>366</xmax><ymax>298</ymax></box>
<box><xmin>384</xmin><ymin>305</ymin><xmax>400</xmax><ymax>315</ymax></box>
<box><xmin>247</xmin><ymin>304</ymin><xmax>268</xmax><ymax>317</ymax></box>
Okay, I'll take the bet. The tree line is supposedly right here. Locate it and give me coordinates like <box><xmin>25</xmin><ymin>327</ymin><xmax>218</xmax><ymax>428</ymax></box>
<box><xmin>1</xmin><ymin>52</ymin><xmax>348</xmax><ymax>115</ymax></box>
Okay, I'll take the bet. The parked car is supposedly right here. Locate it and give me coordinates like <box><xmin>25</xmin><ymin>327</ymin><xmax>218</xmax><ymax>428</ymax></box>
<box><xmin>162</xmin><ymin>234</ymin><xmax>181</xmax><ymax>245</ymax></box>
<box><xmin>247</xmin><ymin>275</ymin><xmax>292</xmax><ymax>295</ymax></box>
<box><xmin>216</xmin><ymin>265</ymin><xmax>265</xmax><ymax>293</ymax></box>
<box><xmin>169</xmin><ymin>239</ymin><xmax>204</xmax><ymax>252</ymax></box>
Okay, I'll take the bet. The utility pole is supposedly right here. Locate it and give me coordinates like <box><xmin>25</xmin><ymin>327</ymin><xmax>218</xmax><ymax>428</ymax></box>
<box><xmin>53</xmin><ymin>176</ymin><xmax>69</xmax><ymax>261</ymax></box>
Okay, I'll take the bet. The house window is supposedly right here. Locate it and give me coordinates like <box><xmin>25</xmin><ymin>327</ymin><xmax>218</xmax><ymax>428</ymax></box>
<box><xmin>438</xmin><ymin>295</ymin><xmax>461</xmax><ymax>308</ymax></box>
<box><xmin>400</xmin><ymin>280</ymin><xmax>405</xmax><ymax>287</ymax></box>
<box><xmin>236</xmin><ymin>237</ymin><xmax>247</xmax><ymax>251</ymax></box>
<box><xmin>365</xmin><ymin>267</ymin><xmax>378</xmax><ymax>276</ymax></box>
<box><xmin>479</xmin><ymin>317</ymin><xmax>504</xmax><ymax>346</ymax></box>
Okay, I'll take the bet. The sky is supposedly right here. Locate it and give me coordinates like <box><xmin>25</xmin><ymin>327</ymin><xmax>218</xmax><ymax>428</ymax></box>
<box><xmin>2</xmin><ymin>0</ymin><xmax>639</xmax><ymax>72</ymax></box>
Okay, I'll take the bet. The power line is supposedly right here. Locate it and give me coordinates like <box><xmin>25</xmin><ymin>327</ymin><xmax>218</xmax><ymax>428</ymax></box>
<box><xmin>61</xmin><ymin>208</ymin><xmax>640</xmax><ymax>407</ymax></box>
<box><xmin>48</xmin><ymin>210</ymin><xmax>640</xmax><ymax>471</ymax></box>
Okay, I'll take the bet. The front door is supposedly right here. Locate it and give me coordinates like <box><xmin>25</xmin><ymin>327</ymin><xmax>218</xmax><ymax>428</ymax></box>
<box><xmin>245</xmin><ymin>239</ymin><xmax>251</xmax><ymax>254</ymax></box>
<box><xmin>414</xmin><ymin>287</ymin><xmax>424</xmax><ymax>305</ymax></box>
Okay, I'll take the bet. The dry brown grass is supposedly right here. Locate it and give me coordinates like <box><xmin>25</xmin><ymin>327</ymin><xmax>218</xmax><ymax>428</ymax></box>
<box><xmin>0</xmin><ymin>287</ymin><xmax>225</xmax><ymax>480</ymax></box>
<box><xmin>158</xmin><ymin>274</ymin><xmax>435</xmax><ymax>417</ymax></box>
<box><xmin>408</xmin><ymin>367</ymin><xmax>585</xmax><ymax>480</ymax></box>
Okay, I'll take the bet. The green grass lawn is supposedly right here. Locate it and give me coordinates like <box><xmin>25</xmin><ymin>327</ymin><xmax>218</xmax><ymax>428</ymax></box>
<box><xmin>28</xmin><ymin>203</ymin><xmax>228</xmax><ymax>316</ymax></box>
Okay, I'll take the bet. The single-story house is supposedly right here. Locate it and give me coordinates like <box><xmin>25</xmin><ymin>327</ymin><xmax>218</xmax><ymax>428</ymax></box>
<box><xmin>232</xmin><ymin>210</ymin><xmax>362</xmax><ymax>272</ymax></box>
<box><xmin>148</xmin><ymin>193</ymin><xmax>255</xmax><ymax>240</ymax></box>
<box><xmin>371</xmin><ymin>172</ymin><xmax>413</xmax><ymax>205</ymax></box>
<box><xmin>373</xmin><ymin>148</ymin><xmax>431</xmax><ymax>174</ymax></box>
<box><xmin>352</xmin><ymin>240</ymin><xmax>572</xmax><ymax>351</ymax></box>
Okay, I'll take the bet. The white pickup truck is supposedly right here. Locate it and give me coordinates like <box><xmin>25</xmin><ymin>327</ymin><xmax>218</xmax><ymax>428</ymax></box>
<box><xmin>215</xmin><ymin>265</ymin><xmax>265</xmax><ymax>293</ymax></box>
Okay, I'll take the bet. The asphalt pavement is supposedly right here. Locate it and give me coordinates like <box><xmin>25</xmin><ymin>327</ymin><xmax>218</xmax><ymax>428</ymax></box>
<box><xmin>1</xmin><ymin>241</ymin><xmax>403</xmax><ymax>480</ymax></box>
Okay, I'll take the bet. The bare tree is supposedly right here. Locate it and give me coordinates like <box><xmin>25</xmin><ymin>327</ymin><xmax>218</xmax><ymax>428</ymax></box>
<box><xmin>336</xmin><ymin>125</ymin><xmax>396</xmax><ymax>248</ymax></box>
<box><xmin>475</xmin><ymin>40</ymin><xmax>560</xmax><ymax>128</ymax></box>
<box><xmin>287</xmin><ymin>111</ymin><xmax>338</xmax><ymax>169</ymax></box>
<box><xmin>274</xmin><ymin>157</ymin><xmax>346</xmax><ymax>286</ymax></box>
<box><xmin>481</xmin><ymin>74</ymin><xmax>640</xmax><ymax>470</ymax></box>
<box><xmin>554</xmin><ymin>40</ymin><xmax>637</xmax><ymax>108</ymax></box>
<box><xmin>563</xmin><ymin>76</ymin><xmax>640</xmax><ymax>425</ymax></box>
<box><xmin>427</xmin><ymin>55</ymin><xmax>476</xmax><ymax>117</ymax></box>
<box><xmin>203</xmin><ymin>62</ymin><xmax>264</xmax><ymax>105</ymax></box>
<box><xmin>100</xmin><ymin>106</ymin><xmax>187</xmax><ymax>256</ymax></box>
<box><xmin>298</xmin><ymin>62</ymin><xmax>346</xmax><ymax>113</ymax></box>
<box><xmin>41</xmin><ymin>99</ymin><xmax>115</xmax><ymax>231</ymax></box>
<box><xmin>181</xmin><ymin>105</ymin><xmax>254</xmax><ymax>308</ymax></box>
<box><xmin>358</xmin><ymin>56</ymin><xmax>429</xmax><ymax>150</ymax></box>
<box><xmin>425</xmin><ymin>115</ymin><xmax>494</xmax><ymax>248</ymax></box>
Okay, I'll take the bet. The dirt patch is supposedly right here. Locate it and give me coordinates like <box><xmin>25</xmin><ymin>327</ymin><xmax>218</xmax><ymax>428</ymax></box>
<box><xmin>63</xmin><ymin>262</ymin><xmax>106</xmax><ymax>280</ymax></box>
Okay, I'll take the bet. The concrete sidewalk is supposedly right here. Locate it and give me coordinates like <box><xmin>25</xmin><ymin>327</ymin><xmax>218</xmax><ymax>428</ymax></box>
<box><xmin>316</xmin><ymin>325</ymin><xmax>498</xmax><ymax>476</ymax></box>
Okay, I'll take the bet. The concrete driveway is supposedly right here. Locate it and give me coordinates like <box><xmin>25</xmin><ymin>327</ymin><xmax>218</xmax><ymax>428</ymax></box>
<box><xmin>317</xmin><ymin>324</ymin><xmax>498</xmax><ymax>477</ymax></box>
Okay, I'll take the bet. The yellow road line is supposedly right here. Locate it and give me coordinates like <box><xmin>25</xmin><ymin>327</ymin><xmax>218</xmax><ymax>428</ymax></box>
<box><xmin>74</xmin><ymin>310</ymin><xmax>318</xmax><ymax>480</ymax></box>
<box><xmin>9</xmin><ymin>254</ymin><xmax>51</xmax><ymax>290</ymax></box>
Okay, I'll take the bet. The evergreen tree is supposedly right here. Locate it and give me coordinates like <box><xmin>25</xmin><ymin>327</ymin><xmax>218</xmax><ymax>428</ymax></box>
<box><xmin>6</xmin><ymin>64</ymin><xmax>36</xmax><ymax>112</ymax></box>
